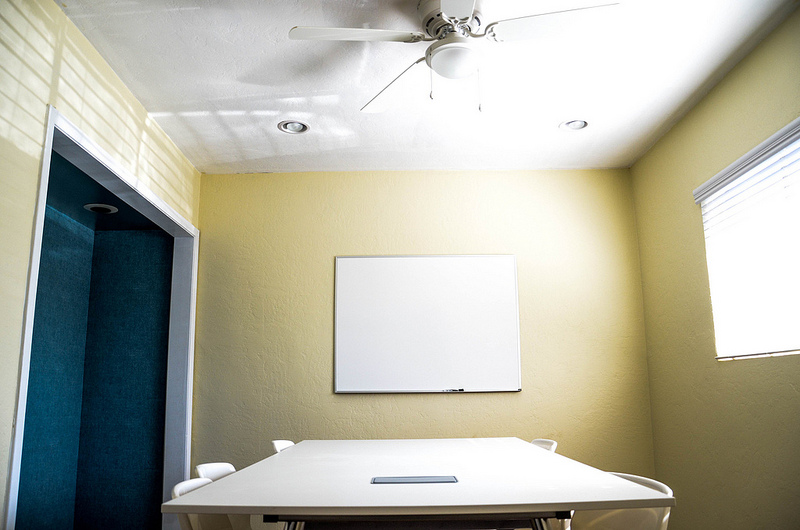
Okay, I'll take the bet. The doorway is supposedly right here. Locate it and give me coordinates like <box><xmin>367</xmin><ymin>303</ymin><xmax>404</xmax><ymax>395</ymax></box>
<box><xmin>6</xmin><ymin>108</ymin><xmax>197</xmax><ymax>530</ymax></box>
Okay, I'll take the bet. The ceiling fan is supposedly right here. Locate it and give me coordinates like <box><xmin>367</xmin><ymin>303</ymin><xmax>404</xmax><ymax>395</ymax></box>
<box><xmin>289</xmin><ymin>0</ymin><xmax>618</xmax><ymax>111</ymax></box>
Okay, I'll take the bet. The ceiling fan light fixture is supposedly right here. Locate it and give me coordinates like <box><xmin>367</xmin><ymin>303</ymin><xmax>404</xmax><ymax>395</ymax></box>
<box><xmin>425</xmin><ymin>36</ymin><xmax>479</xmax><ymax>79</ymax></box>
<box><xmin>278</xmin><ymin>120</ymin><xmax>309</xmax><ymax>134</ymax></box>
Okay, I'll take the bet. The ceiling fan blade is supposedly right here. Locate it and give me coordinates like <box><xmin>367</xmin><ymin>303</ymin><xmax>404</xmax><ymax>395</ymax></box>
<box><xmin>361</xmin><ymin>57</ymin><xmax>426</xmax><ymax>113</ymax></box>
<box><xmin>485</xmin><ymin>2</ymin><xmax>619</xmax><ymax>42</ymax></box>
<box><xmin>441</xmin><ymin>0</ymin><xmax>477</xmax><ymax>20</ymax></box>
<box><xmin>289</xmin><ymin>26</ymin><xmax>425</xmax><ymax>43</ymax></box>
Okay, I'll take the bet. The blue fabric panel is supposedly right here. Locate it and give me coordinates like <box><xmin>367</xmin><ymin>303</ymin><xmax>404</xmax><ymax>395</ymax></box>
<box><xmin>16</xmin><ymin>206</ymin><xmax>94</xmax><ymax>530</ymax></box>
<box><xmin>74</xmin><ymin>230</ymin><xmax>173</xmax><ymax>529</ymax></box>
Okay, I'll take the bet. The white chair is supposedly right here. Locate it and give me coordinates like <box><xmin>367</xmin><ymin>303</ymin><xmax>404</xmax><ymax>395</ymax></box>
<box><xmin>266</xmin><ymin>445</ymin><xmax>295</xmax><ymax>530</ymax></box>
<box><xmin>172</xmin><ymin>477</ymin><xmax>212</xmax><ymax>498</ymax></box>
<box><xmin>196</xmin><ymin>462</ymin><xmax>236</xmax><ymax>481</ymax></box>
<box><xmin>531</xmin><ymin>439</ymin><xmax>558</xmax><ymax>452</ymax></box>
<box><xmin>529</xmin><ymin>439</ymin><xmax>560</xmax><ymax>529</ymax></box>
<box><xmin>570</xmin><ymin>472</ymin><xmax>673</xmax><ymax>530</ymax></box>
<box><xmin>194</xmin><ymin>463</ymin><xmax>256</xmax><ymax>530</ymax></box>
<box><xmin>172</xmin><ymin>478</ymin><xmax>232</xmax><ymax>530</ymax></box>
<box><xmin>272</xmin><ymin>440</ymin><xmax>295</xmax><ymax>453</ymax></box>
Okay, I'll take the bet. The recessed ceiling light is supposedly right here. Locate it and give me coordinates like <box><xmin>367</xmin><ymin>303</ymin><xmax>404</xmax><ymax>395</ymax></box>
<box><xmin>83</xmin><ymin>203</ymin><xmax>119</xmax><ymax>214</ymax></box>
<box><xmin>560</xmin><ymin>120</ymin><xmax>588</xmax><ymax>130</ymax></box>
<box><xmin>278</xmin><ymin>120</ymin><xmax>309</xmax><ymax>134</ymax></box>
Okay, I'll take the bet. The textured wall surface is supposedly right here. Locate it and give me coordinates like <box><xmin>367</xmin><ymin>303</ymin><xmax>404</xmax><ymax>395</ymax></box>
<box><xmin>630</xmin><ymin>8</ymin><xmax>800</xmax><ymax>529</ymax></box>
<box><xmin>194</xmin><ymin>169</ymin><xmax>656</xmax><ymax>477</ymax></box>
<box><xmin>0</xmin><ymin>0</ymin><xmax>200</xmax><ymax>515</ymax></box>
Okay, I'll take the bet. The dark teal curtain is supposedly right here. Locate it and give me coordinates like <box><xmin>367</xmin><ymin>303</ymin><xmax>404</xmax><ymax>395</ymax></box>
<box><xmin>16</xmin><ymin>207</ymin><xmax>94</xmax><ymax>529</ymax></box>
<box><xmin>74</xmin><ymin>229</ymin><xmax>173</xmax><ymax>528</ymax></box>
<box><xmin>17</xmin><ymin>207</ymin><xmax>173</xmax><ymax>529</ymax></box>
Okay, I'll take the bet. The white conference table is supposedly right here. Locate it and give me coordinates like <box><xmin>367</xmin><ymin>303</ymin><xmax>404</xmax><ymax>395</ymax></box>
<box><xmin>162</xmin><ymin>437</ymin><xmax>675</xmax><ymax>529</ymax></box>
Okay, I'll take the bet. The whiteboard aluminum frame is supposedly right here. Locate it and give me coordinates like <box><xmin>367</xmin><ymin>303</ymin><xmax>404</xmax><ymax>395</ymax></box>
<box><xmin>334</xmin><ymin>255</ymin><xmax>522</xmax><ymax>394</ymax></box>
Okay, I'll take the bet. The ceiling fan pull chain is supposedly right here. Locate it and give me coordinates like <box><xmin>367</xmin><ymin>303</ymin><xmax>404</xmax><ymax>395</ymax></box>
<box><xmin>476</xmin><ymin>67</ymin><xmax>482</xmax><ymax>113</ymax></box>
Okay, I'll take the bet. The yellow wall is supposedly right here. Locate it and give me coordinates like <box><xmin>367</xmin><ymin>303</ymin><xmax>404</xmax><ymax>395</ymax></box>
<box><xmin>630</xmin><ymin>8</ymin><xmax>800</xmax><ymax>529</ymax></box>
<box><xmin>0</xmin><ymin>0</ymin><xmax>200</xmax><ymax>516</ymax></box>
<box><xmin>194</xmin><ymin>169</ymin><xmax>656</xmax><ymax>475</ymax></box>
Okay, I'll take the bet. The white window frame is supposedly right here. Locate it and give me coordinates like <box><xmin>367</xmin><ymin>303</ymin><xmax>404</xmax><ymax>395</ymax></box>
<box><xmin>693</xmin><ymin>116</ymin><xmax>800</xmax><ymax>361</ymax></box>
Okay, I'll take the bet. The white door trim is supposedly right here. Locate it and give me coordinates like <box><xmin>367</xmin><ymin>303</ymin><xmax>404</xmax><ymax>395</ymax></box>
<box><xmin>5</xmin><ymin>106</ymin><xmax>198</xmax><ymax>530</ymax></box>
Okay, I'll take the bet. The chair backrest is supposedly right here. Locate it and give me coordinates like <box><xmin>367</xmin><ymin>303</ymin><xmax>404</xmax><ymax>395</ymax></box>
<box><xmin>570</xmin><ymin>472</ymin><xmax>673</xmax><ymax>530</ymax></box>
<box><xmin>172</xmin><ymin>478</ymin><xmax>212</xmax><ymax>530</ymax></box>
<box><xmin>272</xmin><ymin>439</ymin><xmax>295</xmax><ymax>453</ymax></box>
<box><xmin>531</xmin><ymin>438</ymin><xmax>558</xmax><ymax>530</ymax></box>
<box><xmin>172</xmin><ymin>477</ymin><xmax>212</xmax><ymax>499</ymax></box>
<box><xmin>610</xmin><ymin>472</ymin><xmax>672</xmax><ymax>496</ymax></box>
<box><xmin>196</xmin><ymin>462</ymin><xmax>236</xmax><ymax>481</ymax></box>
<box><xmin>172</xmin><ymin>477</ymin><xmax>233</xmax><ymax>530</ymax></box>
<box><xmin>531</xmin><ymin>438</ymin><xmax>558</xmax><ymax>452</ymax></box>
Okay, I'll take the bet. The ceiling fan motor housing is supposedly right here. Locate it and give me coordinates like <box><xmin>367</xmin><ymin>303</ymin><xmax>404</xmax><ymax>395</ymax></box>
<box><xmin>417</xmin><ymin>0</ymin><xmax>482</xmax><ymax>38</ymax></box>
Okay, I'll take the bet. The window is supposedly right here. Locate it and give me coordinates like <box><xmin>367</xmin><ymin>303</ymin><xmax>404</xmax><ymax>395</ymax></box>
<box><xmin>693</xmin><ymin>117</ymin><xmax>800</xmax><ymax>361</ymax></box>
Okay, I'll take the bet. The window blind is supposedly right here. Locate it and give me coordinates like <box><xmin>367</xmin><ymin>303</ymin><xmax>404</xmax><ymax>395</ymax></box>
<box><xmin>693</xmin><ymin>117</ymin><xmax>800</xmax><ymax>360</ymax></box>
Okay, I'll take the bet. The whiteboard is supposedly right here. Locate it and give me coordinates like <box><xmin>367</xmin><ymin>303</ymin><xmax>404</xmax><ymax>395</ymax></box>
<box><xmin>334</xmin><ymin>255</ymin><xmax>521</xmax><ymax>393</ymax></box>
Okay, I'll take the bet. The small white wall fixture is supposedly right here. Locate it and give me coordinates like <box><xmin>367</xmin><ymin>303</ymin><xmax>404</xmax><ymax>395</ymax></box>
<box><xmin>4</xmin><ymin>106</ymin><xmax>199</xmax><ymax>530</ymax></box>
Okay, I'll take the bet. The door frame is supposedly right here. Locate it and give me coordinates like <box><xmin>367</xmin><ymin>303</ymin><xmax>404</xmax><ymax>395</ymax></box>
<box><xmin>5</xmin><ymin>106</ymin><xmax>198</xmax><ymax>530</ymax></box>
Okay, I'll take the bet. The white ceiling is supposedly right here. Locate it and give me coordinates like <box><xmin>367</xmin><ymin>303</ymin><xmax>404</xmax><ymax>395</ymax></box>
<box><xmin>59</xmin><ymin>0</ymin><xmax>798</xmax><ymax>174</ymax></box>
